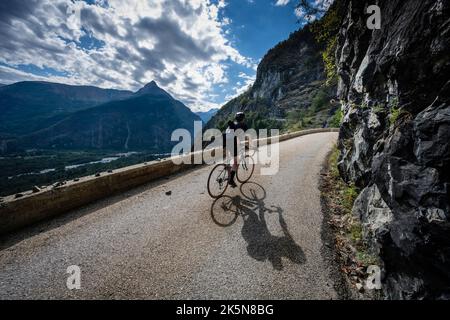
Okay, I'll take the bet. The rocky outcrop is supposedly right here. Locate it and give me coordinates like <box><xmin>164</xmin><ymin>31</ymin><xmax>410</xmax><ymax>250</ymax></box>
<box><xmin>207</xmin><ymin>24</ymin><xmax>337</xmax><ymax>130</ymax></box>
<box><xmin>251</xmin><ymin>28</ymin><xmax>327</xmax><ymax>114</ymax></box>
<box><xmin>336</xmin><ymin>0</ymin><xmax>450</xmax><ymax>299</ymax></box>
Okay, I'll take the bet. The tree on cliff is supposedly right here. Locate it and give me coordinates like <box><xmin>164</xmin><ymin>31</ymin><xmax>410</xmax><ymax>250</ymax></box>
<box><xmin>295</xmin><ymin>0</ymin><xmax>334</xmax><ymax>22</ymax></box>
<box><xmin>297</xmin><ymin>0</ymin><xmax>346</xmax><ymax>86</ymax></box>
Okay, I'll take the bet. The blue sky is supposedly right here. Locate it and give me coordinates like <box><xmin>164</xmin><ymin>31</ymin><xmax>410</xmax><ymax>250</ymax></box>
<box><xmin>0</xmin><ymin>0</ymin><xmax>328</xmax><ymax>111</ymax></box>
<box><xmin>220</xmin><ymin>0</ymin><xmax>303</xmax><ymax>58</ymax></box>
<box><xmin>211</xmin><ymin>0</ymin><xmax>306</xmax><ymax>106</ymax></box>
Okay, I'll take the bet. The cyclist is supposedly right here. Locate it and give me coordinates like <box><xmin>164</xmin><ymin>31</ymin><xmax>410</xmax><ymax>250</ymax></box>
<box><xmin>223</xmin><ymin>112</ymin><xmax>248</xmax><ymax>188</ymax></box>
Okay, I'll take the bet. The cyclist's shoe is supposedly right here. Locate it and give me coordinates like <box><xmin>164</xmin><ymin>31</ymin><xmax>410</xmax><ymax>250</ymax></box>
<box><xmin>228</xmin><ymin>170</ymin><xmax>237</xmax><ymax>188</ymax></box>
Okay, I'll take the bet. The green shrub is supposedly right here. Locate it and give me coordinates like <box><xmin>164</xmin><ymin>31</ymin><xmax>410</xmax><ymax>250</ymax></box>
<box><xmin>373</xmin><ymin>104</ymin><xmax>385</xmax><ymax>114</ymax></box>
<box><xmin>361</xmin><ymin>101</ymin><xmax>369</xmax><ymax>109</ymax></box>
<box><xmin>239</xmin><ymin>95</ymin><xmax>250</xmax><ymax>107</ymax></box>
<box><xmin>310</xmin><ymin>2</ymin><xmax>342</xmax><ymax>86</ymax></box>
<box><xmin>329</xmin><ymin>146</ymin><xmax>340</xmax><ymax>179</ymax></box>
<box><xmin>350</xmin><ymin>222</ymin><xmax>363</xmax><ymax>243</ymax></box>
<box><xmin>311</xmin><ymin>89</ymin><xmax>330</xmax><ymax>112</ymax></box>
<box><xmin>329</xmin><ymin>108</ymin><xmax>342</xmax><ymax>128</ymax></box>
<box><xmin>389</xmin><ymin>107</ymin><xmax>401</xmax><ymax>126</ymax></box>
<box><xmin>343</xmin><ymin>184</ymin><xmax>358</xmax><ymax>212</ymax></box>
<box><xmin>322</xmin><ymin>37</ymin><xmax>338</xmax><ymax>86</ymax></box>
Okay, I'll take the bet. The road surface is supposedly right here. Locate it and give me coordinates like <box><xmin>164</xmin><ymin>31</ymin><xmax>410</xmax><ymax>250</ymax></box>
<box><xmin>0</xmin><ymin>132</ymin><xmax>339</xmax><ymax>299</ymax></box>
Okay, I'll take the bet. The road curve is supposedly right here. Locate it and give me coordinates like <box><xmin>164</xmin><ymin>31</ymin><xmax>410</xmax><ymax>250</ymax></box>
<box><xmin>0</xmin><ymin>132</ymin><xmax>338</xmax><ymax>299</ymax></box>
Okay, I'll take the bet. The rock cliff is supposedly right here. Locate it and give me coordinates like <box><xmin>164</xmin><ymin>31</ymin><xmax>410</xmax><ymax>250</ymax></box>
<box><xmin>336</xmin><ymin>0</ymin><xmax>450</xmax><ymax>299</ymax></box>
<box><xmin>207</xmin><ymin>23</ymin><xmax>338</xmax><ymax>131</ymax></box>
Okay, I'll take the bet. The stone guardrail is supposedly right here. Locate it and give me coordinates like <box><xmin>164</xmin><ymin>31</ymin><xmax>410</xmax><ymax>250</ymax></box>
<box><xmin>0</xmin><ymin>128</ymin><xmax>339</xmax><ymax>235</ymax></box>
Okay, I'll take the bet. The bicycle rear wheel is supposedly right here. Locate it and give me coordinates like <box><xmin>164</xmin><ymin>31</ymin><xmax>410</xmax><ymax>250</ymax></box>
<box><xmin>207</xmin><ymin>164</ymin><xmax>229</xmax><ymax>198</ymax></box>
<box><xmin>236</xmin><ymin>155</ymin><xmax>255</xmax><ymax>183</ymax></box>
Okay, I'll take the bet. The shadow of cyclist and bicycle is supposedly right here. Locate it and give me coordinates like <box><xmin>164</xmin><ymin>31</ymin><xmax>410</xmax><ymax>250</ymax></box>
<box><xmin>210</xmin><ymin>181</ymin><xmax>306</xmax><ymax>271</ymax></box>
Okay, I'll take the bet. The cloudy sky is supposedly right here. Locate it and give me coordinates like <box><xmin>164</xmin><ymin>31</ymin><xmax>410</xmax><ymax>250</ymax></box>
<box><xmin>0</xmin><ymin>0</ymin><xmax>327</xmax><ymax>111</ymax></box>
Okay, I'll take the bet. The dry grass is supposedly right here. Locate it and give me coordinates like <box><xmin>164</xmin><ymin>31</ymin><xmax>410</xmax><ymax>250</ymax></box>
<box><xmin>321</xmin><ymin>145</ymin><xmax>382</xmax><ymax>298</ymax></box>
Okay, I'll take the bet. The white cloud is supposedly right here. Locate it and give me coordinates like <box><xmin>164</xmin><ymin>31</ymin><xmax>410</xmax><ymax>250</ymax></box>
<box><xmin>238</xmin><ymin>71</ymin><xmax>256</xmax><ymax>81</ymax></box>
<box><xmin>0</xmin><ymin>0</ymin><xmax>257</xmax><ymax>111</ymax></box>
<box><xmin>294</xmin><ymin>0</ymin><xmax>334</xmax><ymax>21</ymax></box>
<box><xmin>275</xmin><ymin>0</ymin><xmax>290</xmax><ymax>6</ymax></box>
<box><xmin>314</xmin><ymin>0</ymin><xmax>334</xmax><ymax>11</ymax></box>
<box><xmin>0</xmin><ymin>64</ymin><xmax>77</xmax><ymax>85</ymax></box>
<box><xmin>225</xmin><ymin>72</ymin><xmax>255</xmax><ymax>101</ymax></box>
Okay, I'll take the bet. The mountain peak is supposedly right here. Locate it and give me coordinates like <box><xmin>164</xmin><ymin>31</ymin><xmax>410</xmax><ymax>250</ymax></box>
<box><xmin>145</xmin><ymin>80</ymin><xmax>158</xmax><ymax>88</ymax></box>
<box><xmin>135</xmin><ymin>81</ymin><xmax>170</xmax><ymax>98</ymax></box>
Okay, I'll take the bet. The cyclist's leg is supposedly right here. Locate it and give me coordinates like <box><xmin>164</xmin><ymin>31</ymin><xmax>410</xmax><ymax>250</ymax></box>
<box><xmin>222</xmin><ymin>133</ymin><xmax>231</xmax><ymax>172</ymax></box>
<box><xmin>232</xmin><ymin>136</ymin><xmax>239</xmax><ymax>171</ymax></box>
<box><xmin>228</xmin><ymin>137</ymin><xmax>238</xmax><ymax>186</ymax></box>
<box><xmin>224</xmin><ymin>137</ymin><xmax>234</xmax><ymax>181</ymax></box>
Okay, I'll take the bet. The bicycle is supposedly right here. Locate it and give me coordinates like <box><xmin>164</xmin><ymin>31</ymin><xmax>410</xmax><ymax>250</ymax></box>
<box><xmin>207</xmin><ymin>144</ymin><xmax>255</xmax><ymax>198</ymax></box>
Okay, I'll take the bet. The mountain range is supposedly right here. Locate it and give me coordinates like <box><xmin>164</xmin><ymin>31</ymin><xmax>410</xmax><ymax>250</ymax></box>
<box><xmin>0</xmin><ymin>81</ymin><xmax>133</xmax><ymax>137</ymax></box>
<box><xmin>0</xmin><ymin>12</ymin><xmax>340</xmax><ymax>154</ymax></box>
<box><xmin>196</xmin><ymin>108</ymin><xmax>219</xmax><ymax>123</ymax></box>
<box><xmin>0</xmin><ymin>81</ymin><xmax>200</xmax><ymax>153</ymax></box>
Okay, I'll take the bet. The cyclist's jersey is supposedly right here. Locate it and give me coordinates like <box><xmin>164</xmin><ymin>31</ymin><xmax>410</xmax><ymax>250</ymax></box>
<box><xmin>223</xmin><ymin>121</ymin><xmax>248</xmax><ymax>157</ymax></box>
<box><xmin>235</xmin><ymin>122</ymin><xmax>248</xmax><ymax>132</ymax></box>
<box><xmin>225</xmin><ymin>121</ymin><xmax>248</xmax><ymax>138</ymax></box>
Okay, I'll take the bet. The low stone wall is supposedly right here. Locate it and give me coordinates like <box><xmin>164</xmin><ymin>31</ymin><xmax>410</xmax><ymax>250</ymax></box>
<box><xmin>0</xmin><ymin>128</ymin><xmax>338</xmax><ymax>235</ymax></box>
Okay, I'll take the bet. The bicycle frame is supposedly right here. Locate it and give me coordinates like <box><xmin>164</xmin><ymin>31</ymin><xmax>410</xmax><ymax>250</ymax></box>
<box><xmin>224</xmin><ymin>142</ymin><xmax>248</xmax><ymax>168</ymax></box>
<box><xmin>207</xmin><ymin>142</ymin><xmax>255</xmax><ymax>198</ymax></box>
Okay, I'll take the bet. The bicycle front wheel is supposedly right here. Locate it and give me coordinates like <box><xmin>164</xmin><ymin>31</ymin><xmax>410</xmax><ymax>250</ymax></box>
<box><xmin>236</xmin><ymin>155</ymin><xmax>255</xmax><ymax>183</ymax></box>
<box><xmin>207</xmin><ymin>164</ymin><xmax>229</xmax><ymax>198</ymax></box>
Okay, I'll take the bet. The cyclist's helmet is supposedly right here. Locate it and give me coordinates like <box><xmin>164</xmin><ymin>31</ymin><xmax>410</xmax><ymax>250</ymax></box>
<box><xmin>235</xmin><ymin>112</ymin><xmax>245</xmax><ymax>122</ymax></box>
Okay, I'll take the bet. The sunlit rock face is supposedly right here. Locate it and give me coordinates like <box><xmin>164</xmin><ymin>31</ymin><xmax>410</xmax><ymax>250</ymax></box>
<box><xmin>207</xmin><ymin>25</ymin><xmax>338</xmax><ymax>130</ymax></box>
<box><xmin>336</xmin><ymin>0</ymin><xmax>450</xmax><ymax>299</ymax></box>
